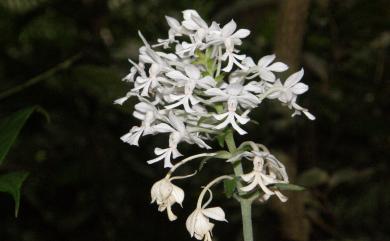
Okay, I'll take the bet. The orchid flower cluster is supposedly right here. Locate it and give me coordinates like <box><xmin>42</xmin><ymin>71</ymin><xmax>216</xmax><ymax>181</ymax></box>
<box><xmin>116</xmin><ymin>9</ymin><xmax>314</xmax><ymax>241</ymax></box>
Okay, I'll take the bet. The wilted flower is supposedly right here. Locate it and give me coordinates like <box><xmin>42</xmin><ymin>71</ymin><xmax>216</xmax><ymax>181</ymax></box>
<box><xmin>186</xmin><ymin>175</ymin><xmax>232</xmax><ymax>241</ymax></box>
<box><xmin>151</xmin><ymin>177</ymin><xmax>185</xmax><ymax>221</ymax></box>
<box><xmin>186</xmin><ymin>206</ymin><xmax>226</xmax><ymax>241</ymax></box>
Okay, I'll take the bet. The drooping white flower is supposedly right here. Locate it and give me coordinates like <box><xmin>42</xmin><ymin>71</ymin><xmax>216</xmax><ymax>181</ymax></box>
<box><xmin>151</xmin><ymin>177</ymin><xmax>185</xmax><ymax>221</ymax></box>
<box><xmin>186</xmin><ymin>206</ymin><xmax>226</xmax><ymax>241</ymax></box>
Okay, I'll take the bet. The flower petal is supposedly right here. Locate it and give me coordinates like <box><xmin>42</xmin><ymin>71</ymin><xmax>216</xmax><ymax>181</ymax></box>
<box><xmin>166</xmin><ymin>70</ymin><xmax>188</xmax><ymax>81</ymax></box>
<box><xmin>185</xmin><ymin>65</ymin><xmax>201</xmax><ymax>80</ymax></box>
<box><xmin>232</xmin><ymin>29</ymin><xmax>250</xmax><ymax>39</ymax></box>
<box><xmin>222</xmin><ymin>19</ymin><xmax>237</xmax><ymax>37</ymax></box>
<box><xmin>202</xmin><ymin>207</ymin><xmax>227</xmax><ymax>222</ymax></box>
<box><xmin>167</xmin><ymin>205</ymin><xmax>178</xmax><ymax>221</ymax></box>
<box><xmin>284</xmin><ymin>68</ymin><xmax>304</xmax><ymax>88</ymax></box>
<box><xmin>258</xmin><ymin>54</ymin><xmax>275</xmax><ymax>67</ymax></box>
<box><xmin>165</xmin><ymin>16</ymin><xmax>181</xmax><ymax>29</ymax></box>
<box><xmin>151</xmin><ymin>123</ymin><xmax>175</xmax><ymax>133</ymax></box>
<box><xmin>259</xmin><ymin>70</ymin><xmax>276</xmax><ymax>82</ymax></box>
<box><xmin>267</xmin><ymin>62</ymin><xmax>288</xmax><ymax>72</ymax></box>
<box><xmin>291</xmin><ymin>83</ymin><xmax>308</xmax><ymax>94</ymax></box>
<box><xmin>172</xmin><ymin>185</ymin><xmax>185</xmax><ymax>205</ymax></box>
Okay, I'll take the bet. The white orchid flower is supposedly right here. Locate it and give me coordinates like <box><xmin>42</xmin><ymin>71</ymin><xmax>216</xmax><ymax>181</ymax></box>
<box><xmin>290</xmin><ymin>101</ymin><xmax>316</xmax><ymax>120</ymax></box>
<box><xmin>120</xmin><ymin>100</ymin><xmax>162</xmax><ymax>146</ymax></box>
<box><xmin>147</xmin><ymin>111</ymin><xmax>211</xmax><ymax>167</ymax></box>
<box><xmin>186</xmin><ymin>206</ymin><xmax>226</xmax><ymax>241</ymax></box>
<box><xmin>165</xmin><ymin>65</ymin><xmax>215</xmax><ymax>112</ymax></box>
<box><xmin>206</xmin><ymin>82</ymin><xmax>260</xmax><ymax>108</ymax></box>
<box><xmin>151</xmin><ymin>177</ymin><xmax>185</xmax><ymax>221</ymax></box>
<box><xmin>147</xmin><ymin>131</ymin><xmax>182</xmax><ymax>168</ymax></box>
<box><xmin>132</xmin><ymin>64</ymin><xmax>168</xmax><ymax>96</ymax></box>
<box><xmin>240</xmin><ymin>151</ymin><xmax>289</xmax><ymax>202</ymax></box>
<box><xmin>155</xmin><ymin>16</ymin><xmax>185</xmax><ymax>48</ymax></box>
<box><xmin>186</xmin><ymin>176</ymin><xmax>231</xmax><ymax>241</ymax></box>
<box><xmin>214</xmin><ymin>20</ymin><xmax>250</xmax><ymax>72</ymax></box>
<box><xmin>182</xmin><ymin>10</ymin><xmax>208</xmax><ymax>32</ymax></box>
<box><xmin>266</xmin><ymin>69</ymin><xmax>315</xmax><ymax>120</ymax></box>
<box><xmin>212</xmin><ymin>98</ymin><xmax>250</xmax><ymax>135</ymax></box>
<box><xmin>247</xmin><ymin>54</ymin><xmax>289</xmax><ymax>82</ymax></box>
<box><xmin>122</xmin><ymin>66</ymin><xmax>137</xmax><ymax>82</ymax></box>
<box><xmin>268</xmin><ymin>68</ymin><xmax>308</xmax><ymax>103</ymax></box>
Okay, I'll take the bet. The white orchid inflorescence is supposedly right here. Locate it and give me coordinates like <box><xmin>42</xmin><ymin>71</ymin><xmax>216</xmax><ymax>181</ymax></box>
<box><xmin>117</xmin><ymin>9</ymin><xmax>314</xmax><ymax>241</ymax></box>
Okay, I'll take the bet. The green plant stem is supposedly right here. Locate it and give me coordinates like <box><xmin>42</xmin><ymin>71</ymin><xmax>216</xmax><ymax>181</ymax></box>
<box><xmin>0</xmin><ymin>54</ymin><xmax>81</xmax><ymax>101</ymax></box>
<box><xmin>225</xmin><ymin>129</ymin><xmax>254</xmax><ymax>241</ymax></box>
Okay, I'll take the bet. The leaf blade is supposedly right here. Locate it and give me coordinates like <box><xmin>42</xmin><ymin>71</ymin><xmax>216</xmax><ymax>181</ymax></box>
<box><xmin>0</xmin><ymin>106</ymin><xmax>37</xmax><ymax>165</ymax></box>
<box><xmin>0</xmin><ymin>171</ymin><xmax>29</xmax><ymax>217</ymax></box>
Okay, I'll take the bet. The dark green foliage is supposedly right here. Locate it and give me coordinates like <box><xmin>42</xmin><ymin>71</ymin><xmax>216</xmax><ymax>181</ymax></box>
<box><xmin>0</xmin><ymin>107</ymin><xmax>37</xmax><ymax>164</ymax></box>
<box><xmin>0</xmin><ymin>171</ymin><xmax>29</xmax><ymax>217</ymax></box>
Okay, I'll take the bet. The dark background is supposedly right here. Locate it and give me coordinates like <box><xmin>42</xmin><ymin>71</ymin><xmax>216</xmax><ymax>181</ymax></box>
<box><xmin>0</xmin><ymin>0</ymin><xmax>389</xmax><ymax>241</ymax></box>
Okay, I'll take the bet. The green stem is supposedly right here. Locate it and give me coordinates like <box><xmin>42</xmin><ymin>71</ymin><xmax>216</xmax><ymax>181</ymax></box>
<box><xmin>0</xmin><ymin>54</ymin><xmax>81</xmax><ymax>101</ymax></box>
<box><xmin>225</xmin><ymin>129</ymin><xmax>254</xmax><ymax>241</ymax></box>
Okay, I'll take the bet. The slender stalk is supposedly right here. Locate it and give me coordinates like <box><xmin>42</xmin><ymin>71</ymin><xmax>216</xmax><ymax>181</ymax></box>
<box><xmin>196</xmin><ymin>175</ymin><xmax>233</xmax><ymax>208</ymax></box>
<box><xmin>225</xmin><ymin>129</ymin><xmax>254</xmax><ymax>241</ymax></box>
<box><xmin>0</xmin><ymin>54</ymin><xmax>81</xmax><ymax>101</ymax></box>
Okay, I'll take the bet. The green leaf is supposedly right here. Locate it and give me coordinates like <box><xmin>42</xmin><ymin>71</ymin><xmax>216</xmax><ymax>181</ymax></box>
<box><xmin>0</xmin><ymin>171</ymin><xmax>29</xmax><ymax>217</ymax></box>
<box><xmin>223</xmin><ymin>178</ymin><xmax>237</xmax><ymax>198</ymax></box>
<box><xmin>273</xmin><ymin>183</ymin><xmax>306</xmax><ymax>191</ymax></box>
<box><xmin>216</xmin><ymin>133</ymin><xmax>226</xmax><ymax>148</ymax></box>
<box><xmin>0</xmin><ymin>106</ymin><xmax>38</xmax><ymax>165</ymax></box>
<box><xmin>297</xmin><ymin>168</ymin><xmax>329</xmax><ymax>187</ymax></box>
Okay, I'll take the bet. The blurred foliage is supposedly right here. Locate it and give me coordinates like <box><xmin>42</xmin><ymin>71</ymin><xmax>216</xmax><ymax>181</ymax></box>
<box><xmin>0</xmin><ymin>106</ymin><xmax>44</xmax><ymax>217</ymax></box>
<box><xmin>0</xmin><ymin>0</ymin><xmax>388</xmax><ymax>241</ymax></box>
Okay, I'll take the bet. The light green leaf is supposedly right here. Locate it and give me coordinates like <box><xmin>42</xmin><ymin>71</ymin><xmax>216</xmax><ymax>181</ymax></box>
<box><xmin>223</xmin><ymin>178</ymin><xmax>237</xmax><ymax>198</ymax></box>
<box><xmin>0</xmin><ymin>171</ymin><xmax>29</xmax><ymax>217</ymax></box>
<box><xmin>273</xmin><ymin>183</ymin><xmax>306</xmax><ymax>191</ymax></box>
<box><xmin>0</xmin><ymin>106</ymin><xmax>38</xmax><ymax>165</ymax></box>
<box><xmin>216</xmin><ymin>133</ymin><xmax>226</xmax><ymax>148</ymax></box>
